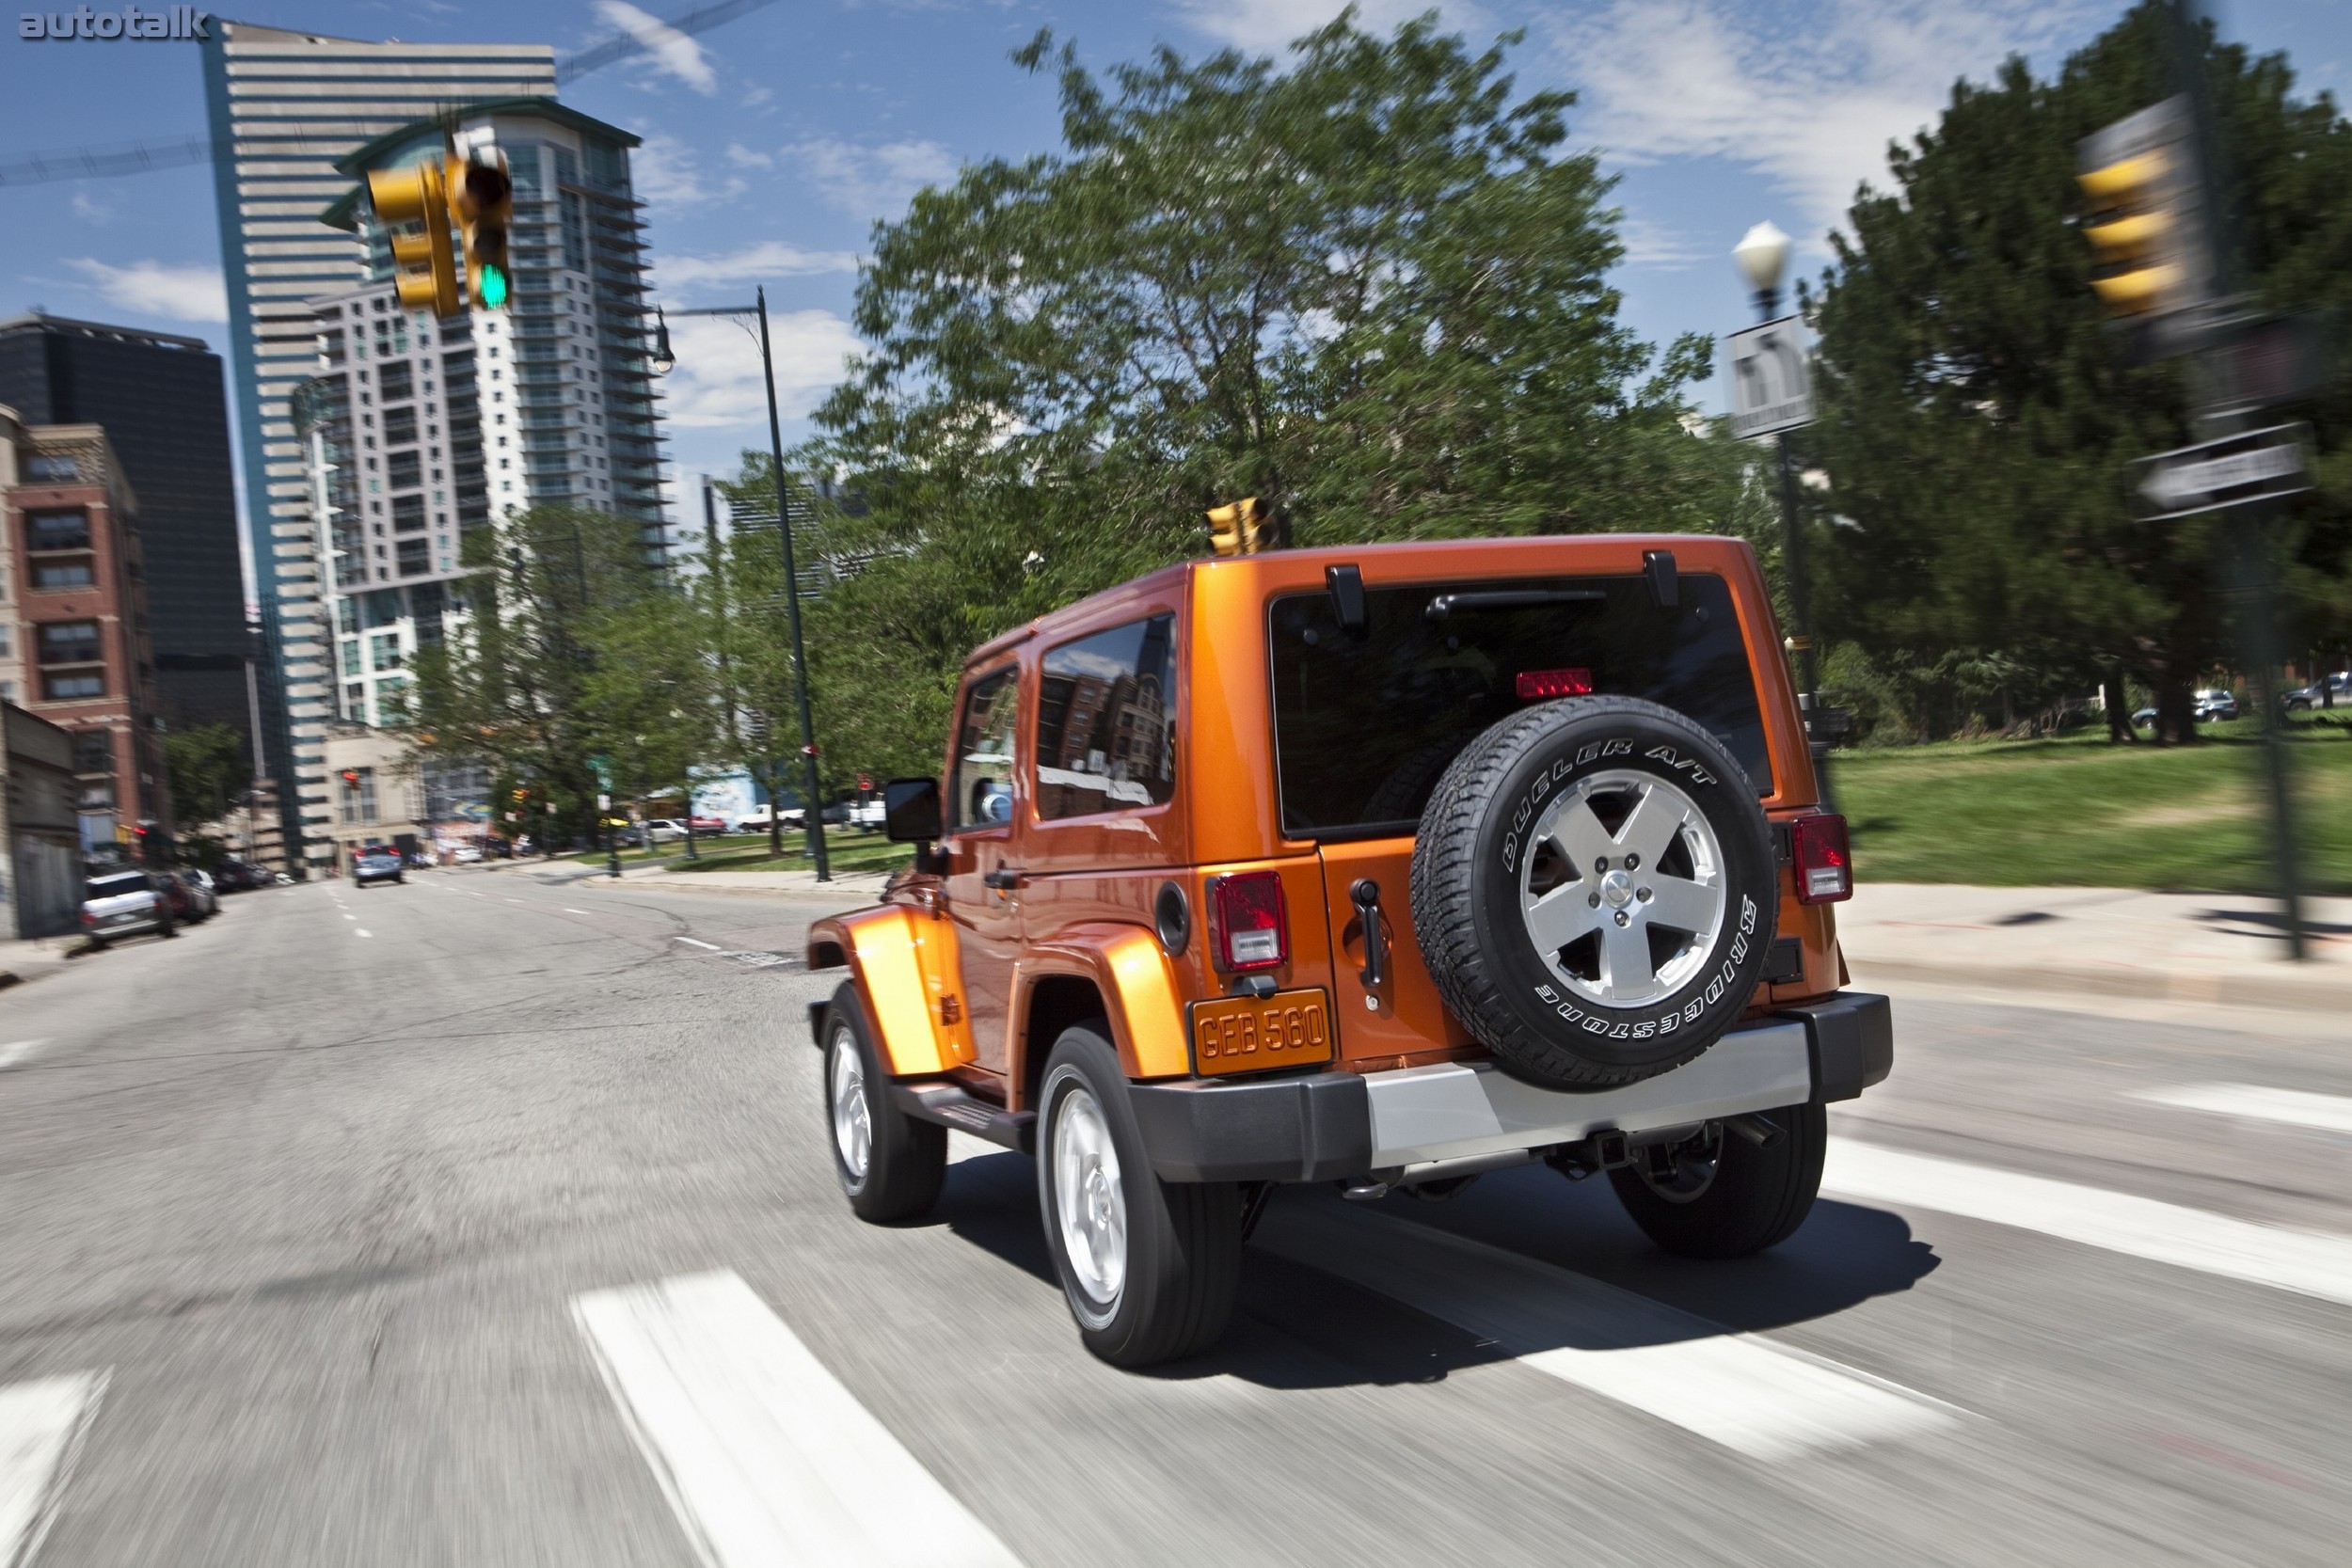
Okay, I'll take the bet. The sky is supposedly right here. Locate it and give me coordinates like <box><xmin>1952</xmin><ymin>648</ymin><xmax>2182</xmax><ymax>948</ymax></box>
<box><xmin>3</xmin><ymin>0</ymin><xmax>2346</xmax><ymax>538</ymax></box>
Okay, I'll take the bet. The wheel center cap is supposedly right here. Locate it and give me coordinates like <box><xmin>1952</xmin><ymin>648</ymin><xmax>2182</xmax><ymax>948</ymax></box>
<box><xmin>1600</xmin><ymin>869</ymin><xmax>1636</xmax><ymax>908</ymax></box>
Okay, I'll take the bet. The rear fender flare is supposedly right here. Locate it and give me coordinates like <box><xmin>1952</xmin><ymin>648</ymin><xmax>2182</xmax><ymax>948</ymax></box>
<box><xmin>1016</xmin><ymin>924</ymin><xmax>1190</xmax><ymax>1103</ymax></box>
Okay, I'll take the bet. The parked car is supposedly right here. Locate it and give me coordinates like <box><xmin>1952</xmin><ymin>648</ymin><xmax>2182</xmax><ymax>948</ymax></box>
<box><xmin>2282</xmin><ymin>673</ymin><xmax>2351</xmax><ymax>712</ymax></box>
<box><xmin>2131</xmin><ymin>706</ymin><xmax>2159</xmax><ymax>728</ymax></box>
<box><xmin>451</xmin><ymin>844</ymin><xmax>485</xmax><ymax>864</ymax></box>
<box><xmin>688</xmin><ymin>814</ymin><xmax>728</xmax><ymax>834</ymax></box>
<box><xmin>848</xmin><ymin>799</ymin><xmax>887</xmax><ymax>833</ymax></box>
<box><xmin>173</xmin><ymin>870</ymin><xmax>220</xmax><ymax>920</ymax></box>
<box><xmin>734</xmin><ymin>804</ymin><xmax>804</xmax><ymax>834</ymax></box>
<box><xmin>353</xmin><ymin>847</ymin><xmax>405</xmax><ymax>886</ymax></box>
<box><xmin>808</xmin><ymin>532</ymin><xmax>1879</xmax><ymax>1367</ymax></box>
<box><xmin>643</xmin><ymin>819</ymin><xmax>687</xmax><ymax>844</ymax></box>
<box><xmin>82</xmin><ymin>867</ymin><xmax>175</xmax><ymax>946</ymax></box>
<box><xmin>2194</xmin><ymin>689</ymin><xmax>2240</xmax><ymax>721</ymax></box>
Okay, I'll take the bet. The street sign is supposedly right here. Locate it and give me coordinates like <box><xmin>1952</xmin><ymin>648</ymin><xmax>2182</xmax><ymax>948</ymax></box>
<box><xmin>2137</xmin><ymin>423</ymin><xmax>2312</xmax><ymax>519</ymax></box>
<box><xmin>1725</xmin><ymin>316</ymin><xmax>1812</xmax><ymax>439</ymax></box>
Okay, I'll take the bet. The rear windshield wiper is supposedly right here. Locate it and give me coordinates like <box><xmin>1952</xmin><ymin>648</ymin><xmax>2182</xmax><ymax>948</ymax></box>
<box><xmin>1423</xmin><ymin>589</ymin><xmax>1605</xmax><ymax>620</ymax></box>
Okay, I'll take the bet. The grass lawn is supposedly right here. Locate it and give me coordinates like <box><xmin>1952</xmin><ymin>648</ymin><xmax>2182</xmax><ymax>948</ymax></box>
<box><xmin>568</xmin><ymin>831</ymin><xmax>913</xmax><ymax>876</ymax></box>
<box><xmin>1833</xmin><ymin>714</ymin><xmax>2352</xmax><ymax>894</ymax></box>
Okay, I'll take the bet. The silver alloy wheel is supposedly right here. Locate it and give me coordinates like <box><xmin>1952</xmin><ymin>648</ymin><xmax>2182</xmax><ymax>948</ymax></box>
<box><xmin>829</xmin><ymin>1028</ymin><xmax>872</xmax><ymax>1182</ymax></box>
<box><xmin>1519</xmin><ymin>768</ymin><xmax>1727</xmax><ymax>1009</ymax></box>
<box><xmin>1052</xmin><ymin>1085</ymin><xmax>1127</xmax><ymax>1308</ymax></box>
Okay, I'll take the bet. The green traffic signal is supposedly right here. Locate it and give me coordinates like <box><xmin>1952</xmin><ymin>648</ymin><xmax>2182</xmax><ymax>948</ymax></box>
<box><xmin>478</xmin><ymin>263</ymin><xmax>509</xmax><ymax>309</ymax></box>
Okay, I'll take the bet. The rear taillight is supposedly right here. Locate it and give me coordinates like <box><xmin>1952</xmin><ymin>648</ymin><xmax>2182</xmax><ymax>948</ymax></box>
<box><xmin>1516</xmin><ymin>668</ymin><xmax>1594</xmax><ymax>700</ymax></box>
<box><xmin>1209</xmin><ymin>871</ymin><xmax>1289</xmax><ymax>972</ymax></box>
<box><xmin>1791</xmin><ymin>814</ymin><xmax>1852</xmax><ymax>904</ymax></box>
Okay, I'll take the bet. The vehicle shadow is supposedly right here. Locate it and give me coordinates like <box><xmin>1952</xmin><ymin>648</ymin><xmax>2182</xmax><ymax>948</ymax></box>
<box><xmin>930</xmin><ymin>1148</ymin><xmax>1938</xmax><ymax>1388</ymax></box>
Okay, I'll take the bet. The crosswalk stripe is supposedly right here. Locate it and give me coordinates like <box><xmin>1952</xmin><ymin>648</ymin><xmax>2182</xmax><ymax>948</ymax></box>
<box><xmin>1255</xmin><ymin>1205</ymin><xmax>1961</xmax><ymax>1460</ymax></box>
<box><xmin>573</xmin><ymin>1271</ymin><xmax>1025</xmax><ymax>1568</ymax></box>
<box><xmin>0</xmin><ymin>1371</ymin><xmax>107</xmax><ymax>1568</ymax></box>
<box><xmin>1824</xmin><ymin>1139</ymin><xmax>2352</xmax><ymax>1307</ymax></box>
<box><xmin>0</xmin><ymin>1041</ymin><xmax>49</xmax><ymax>1071</ymax></box>
<box><xmin>2128</xmin><ymin>1082</ymin><xmax>2352</xmax><ymax>1135</ymax></box>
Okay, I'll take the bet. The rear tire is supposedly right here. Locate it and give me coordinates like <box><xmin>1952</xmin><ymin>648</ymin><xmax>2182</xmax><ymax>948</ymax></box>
<box><xmin>1606</xmin><ymin>1102</ymin><xmax>1826</xmax><ymax>1259</ymax></box>
<box><xmin>820</xmin><ymin>985</ymin><xmax>945</xmax><ymax>1223</ymax></box>
<box><xmin>1037</xmin><ymin>1024</ymin><xmax>1240</xmax><ymax>1367</ymax></box>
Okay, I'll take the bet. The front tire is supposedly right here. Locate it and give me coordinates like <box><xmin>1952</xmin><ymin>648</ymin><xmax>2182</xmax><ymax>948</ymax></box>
<box><xmin>820</xmin><ymin>986</ymin><xmax>945</xmax><ymax>1223</ymax></box>
<box><xmin>1037</xmin><ymin>1025</ymin><xmax>1240</xmax><ymax>1367</ymax></box>
<box><xmin>1606</xmin><ymin>1102</ymin><xmax>1826</xmax><ymax>1259</ymax></box>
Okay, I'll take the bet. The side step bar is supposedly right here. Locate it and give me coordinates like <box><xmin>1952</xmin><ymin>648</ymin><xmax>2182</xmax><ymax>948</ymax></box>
<box><xmin>891</xmin><ymin>1082</ymin><xmax>1036</xmax><ymax>1154</ymax></box>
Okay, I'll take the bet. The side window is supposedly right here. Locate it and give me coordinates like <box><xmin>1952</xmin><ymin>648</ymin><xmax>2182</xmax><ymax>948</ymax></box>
<box><xmin>949</xmin><ymin>664</ymin><xmax>1022</xmax><ymax>832</ymax></box>
<box><xmin>1034</xmin><ymin>613</ymin><xmax>1177</xmax><ymax>821</ymax></box>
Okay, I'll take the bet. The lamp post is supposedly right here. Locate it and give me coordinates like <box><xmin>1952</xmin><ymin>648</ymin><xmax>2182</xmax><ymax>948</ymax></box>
<box><xmin>1732</xmin><ymin>222</ymin><xmax>1831</xmax><ymax>794</ymax></box>
<box><xmin>651</xmin><ymin>294</ymin><xmax>831</xmax><ymax>880</ymax></box>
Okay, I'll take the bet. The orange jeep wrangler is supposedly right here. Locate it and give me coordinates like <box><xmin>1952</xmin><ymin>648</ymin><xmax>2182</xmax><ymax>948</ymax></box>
<box><xmin>807</xmin><ymin>534</ymin><xmax>1886</xmax><ymax>1366</ymax></box>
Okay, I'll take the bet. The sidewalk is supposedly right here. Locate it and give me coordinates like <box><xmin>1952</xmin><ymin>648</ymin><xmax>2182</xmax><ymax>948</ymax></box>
<box><xmin>1839</xmin><ymin>882</ymin><xmax>2352</xmax><ymax>1013</ymax></box>
<box><xmin>0</xmin><ymin>934</ymin><xmax>89</xmax><ymax>990</ymax></box>
<box><xmin>577</xmin><ymin>861</ymin><xmax>896</xmax><ymax>901</ymax></box>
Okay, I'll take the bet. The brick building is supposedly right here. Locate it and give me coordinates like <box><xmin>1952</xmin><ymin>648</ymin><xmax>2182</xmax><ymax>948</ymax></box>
<box><xmin>0</xmin><ymin>406</ymin><xmax>171</xmax><ymax>856</ymax></box>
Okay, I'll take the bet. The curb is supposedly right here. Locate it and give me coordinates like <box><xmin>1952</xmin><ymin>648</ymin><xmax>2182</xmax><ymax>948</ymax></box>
<box><xmin>1846</xmin><ymin>954</ymin><xmax>2352</xmax><ymax>1016</ymax></box>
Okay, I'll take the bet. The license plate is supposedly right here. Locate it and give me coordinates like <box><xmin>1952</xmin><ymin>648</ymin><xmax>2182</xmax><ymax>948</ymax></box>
<box><xmin>1189</xmin><ymin>989</ymin><xmax>1332</xmax><ymax>1076</ymax></box>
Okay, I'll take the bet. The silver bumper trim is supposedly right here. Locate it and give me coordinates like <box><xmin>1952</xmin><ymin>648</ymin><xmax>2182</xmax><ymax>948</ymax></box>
<box><xmin>1362</xmin><ymin>1019</ymin><xmax>1814</xmax><ymax>1169</ymax></box>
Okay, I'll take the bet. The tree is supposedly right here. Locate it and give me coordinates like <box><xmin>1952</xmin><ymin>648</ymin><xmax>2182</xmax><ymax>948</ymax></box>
<box><xmin>801</xmin><ymin>10</ymin><xmax>1742</xmax><ymax>755</ymax></box>
<box><xmin>405</xmin><ymin>504</ymin><xmax>683</xmax><ymax>849</ymax></box>
<box><xmin>1802</xmin><ymin>2</ymin><xmax>2352</xmax><ymax>743</ymax></box>
<box><xmin>166</xmin><ymin>721</ymin><xmax>246</xmax><ymax>832</ymax></box>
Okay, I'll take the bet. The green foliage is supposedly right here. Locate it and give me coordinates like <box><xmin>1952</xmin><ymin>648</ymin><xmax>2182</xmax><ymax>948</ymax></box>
<box><xmin>1803</xmin><ymin>2</ymin><xmax>2352</xmax><ymax>742</ymax></box>
<box><xmin>405</xmin><ymin>504</ymin><xmax>680</xmax><ymax>841</ymax></box>
<box><xmin>796</xmin><ymin>10</ymin><xmax>1745</xmax><ymax>764</ymax></box>
<box><xmin>165</xmin><ymin>721</ymin><xmax>246</xmax><ymax>830</ymax></box>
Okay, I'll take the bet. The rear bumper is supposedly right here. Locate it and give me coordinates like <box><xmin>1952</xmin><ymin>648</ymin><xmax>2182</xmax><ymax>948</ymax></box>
<box><xmin>1131</xmin><ymin>991</ymin><xmax>1891</xmax><ymax>1184</ymax></box>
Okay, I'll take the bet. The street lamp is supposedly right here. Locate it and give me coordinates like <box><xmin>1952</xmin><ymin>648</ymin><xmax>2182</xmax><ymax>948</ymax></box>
<box><xmin>650</xmin><ymin>287</ymin><xmax>830</xmax><ymax>880</ymax></box>
<box><xmin>1731</xmin><ymin>220</ymin><xmax>1823</xmax><ymax>785</ymax></box>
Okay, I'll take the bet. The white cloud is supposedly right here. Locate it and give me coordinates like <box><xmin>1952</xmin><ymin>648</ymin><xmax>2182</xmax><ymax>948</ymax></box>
<box><xmin>723</xmin><ymin>142</ymin><xmax>773</xmax><ymax>169</ymax></box>
<box><xmin>66</xmin><ymin>258</ymin><xmax>226</xmax><ymax>322</ymax></box>
<box><xmin>70</xmin><ymin>189</ymin><xmax>112</xmax><ymax>224</ymax></box>
<box><xmin>661</xmin><ymin>241</ymin><xmax>859</xmax><ymax>291</ymax></box>
<box><xmin>633</xmin><ymin>133</ymin><xmax>746</xmax><ymax>211</ymax></box>
<box><xmin>1614</xmin><ymin>216</ymin><xmax>1708</xmax><ymax>270</ymax></box>
<box><xmin>593</xmin><ymin>0</ymin><xmax>718</xmax><ymax>95</ymax></box>
<box><xmin>1553</xmin><ymin>0</ymin><xmax>2106</xmax><ymax>234</ymax></box>
<box><xmin>659</xmin><ymin>309</ymin><xmax>865</xmax><ymax>430</ymax></box>
<box><xmin>789</xmin><ymin>136</ymin><xmax>958</xmax><ymax>218</ymax></box>
<box><xmin>1171</xmin><ymin>0</ymin><xmax>1488</xmax><ymax>55</ymax></box>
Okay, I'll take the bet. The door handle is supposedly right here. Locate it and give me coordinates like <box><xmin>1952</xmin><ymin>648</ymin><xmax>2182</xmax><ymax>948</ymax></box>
<box><xmin>1351</xmin><ymin>879</ymin><xmax>1387</xmax><ymax>988</ymax></box>
<box><xmin>983</xmin><ymin>867</ymin><xmax>1023</xmax><ymax>890</ymax></box>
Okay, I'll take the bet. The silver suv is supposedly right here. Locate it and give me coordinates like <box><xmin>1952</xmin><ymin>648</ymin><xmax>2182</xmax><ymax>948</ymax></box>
<box><xmin>81</xmin><ymin>868</ymin><xmax>177</xmax><ymax>947</ymax></box>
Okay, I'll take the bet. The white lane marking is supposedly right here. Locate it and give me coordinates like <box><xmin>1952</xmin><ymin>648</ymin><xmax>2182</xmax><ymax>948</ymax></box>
<box><xmin>673</xmin><ymin>937</ymin><xmax>723</xmax><ymax>951</ymax></box>
<box><xmin>2130</xmin><ymin>1083</ymin><xmax>2352</xmax><ymax>1136</ymax></box>
<box><xmin>0</xmin><ymin>1040</ymin><xmax>49</xmax><ymax>1071</ymax></box>
<box><xmin>1824</xmin><ymin>1139</ymin><xmax>2352</xmax><ymax>1307</ymax></box>
<box><xmin>564</xmin><ymin>909</ymin><xmax>593</xmax><ymax>915</ymax></box>
<box><xmin>342</xmin><ymin>914</ymin><xmax>357</xmax><ymax>922</ymax></box>
<box><xmin>574</xmin><ymin>1271</ymin><xmax>1024</xmax><ymax>1568</ymax></box>
<box><xmin>1256</xmin><ymin>1205</ymin><xmax>1959</xmax><ymax>1460</ymax></box>
<box><xmin>355</xmin><ymin>929</ymin><xmax>373</xmax><ymax>939</ymax></box>
<box><xmin>0</xmin><ymin>1370</ymin><xmax>108</xmax><ymax>1568</ymax></box>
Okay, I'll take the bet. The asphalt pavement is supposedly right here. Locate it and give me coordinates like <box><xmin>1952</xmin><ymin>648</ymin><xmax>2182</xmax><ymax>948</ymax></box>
<box><xmin>2</xmin><ymin>868</ymin><xmax>2349</xmax><ymax>1566</ymax></box>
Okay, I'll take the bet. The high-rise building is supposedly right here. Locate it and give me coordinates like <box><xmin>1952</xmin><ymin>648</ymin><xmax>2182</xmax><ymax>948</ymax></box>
<box><xmin>292</xmin><ymin>99</ymin><xmax>667</xmax><ymax>785</ymax></box>
<box><xmin>0</xmin><ymin>314</ymin><xmax>250</xmax><ymax>757</ymax></box>
<box><xmin>200</xmin><ymin>22</ymin><xmax>557</xmax><ymax>874</ymax></box>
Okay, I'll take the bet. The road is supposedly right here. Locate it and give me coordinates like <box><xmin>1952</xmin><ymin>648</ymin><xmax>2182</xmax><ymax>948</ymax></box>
<box><xmin>2</xmin><ymin>865</ymin><xmax>2349</xmax><ymax>1566</ymax></box>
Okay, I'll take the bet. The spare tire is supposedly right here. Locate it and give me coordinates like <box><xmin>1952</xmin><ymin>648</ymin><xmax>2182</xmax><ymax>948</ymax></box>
<box><xmin>1410</xmin><ymin>696</ymin><xmax>1777</xmax><ymax>1089</ymax></box>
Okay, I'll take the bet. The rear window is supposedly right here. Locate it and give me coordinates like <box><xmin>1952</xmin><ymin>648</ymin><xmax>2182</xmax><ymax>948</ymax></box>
<box><xmin>1267</xmin><ymin>572</ymin><xmax>1772</xmax><ymax>839</ymax></box>
<box><xmin>87</xmin><ymin>872</ymin><xmax>148</xmax><ymax>898</ymax></box>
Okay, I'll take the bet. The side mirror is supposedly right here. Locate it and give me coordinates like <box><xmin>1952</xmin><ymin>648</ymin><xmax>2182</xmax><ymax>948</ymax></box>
<box><xmin>883</xmin><ymin>776</ymin><xmax>942</xmax><ymax>844</ymax></box>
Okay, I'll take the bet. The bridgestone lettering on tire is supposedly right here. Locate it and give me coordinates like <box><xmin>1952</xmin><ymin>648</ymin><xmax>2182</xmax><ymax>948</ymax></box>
<box><xmin>1410</xmin><ymin>696</ymin><xmax>1778</xmax><ymax>1088</ymax></box>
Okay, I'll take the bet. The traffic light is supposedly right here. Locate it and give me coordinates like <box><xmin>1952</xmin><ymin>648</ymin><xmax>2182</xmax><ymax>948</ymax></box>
<box><xmin>451</xmin><ymin>150</ymin><xmax>514</xmax><ymax>311</ymax></box>
<box><xmin>365</xmin><ymin>160</ymin><xmax>461</xmax><ymax>318</ymax></box>
<box><xmin>340</xmin><ymin>769</ymin><xmax>361</xmax><ymax>787</ymax></box>
<box><xmin>1207</xmin><ymin>497</ymin><xmax>1265</xmax><ymax>557</ymax></box>
<box><xmin>2076</xmin><ymin>97</ymin><xmax>2211</xmax><ymax>333</ymax></box>
<box><xmin>511</xmin><ymin>787</ymin><xmax>529</xmax><ymax>804</ymax></box>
